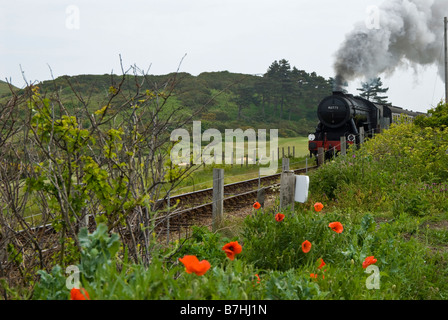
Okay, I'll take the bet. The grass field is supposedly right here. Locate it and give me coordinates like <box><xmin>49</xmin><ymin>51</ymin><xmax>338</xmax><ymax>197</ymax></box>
<box><xmin>171</xmin><ymin>136</ymin><xmax>310</xmax><ymax>195</ymax></box>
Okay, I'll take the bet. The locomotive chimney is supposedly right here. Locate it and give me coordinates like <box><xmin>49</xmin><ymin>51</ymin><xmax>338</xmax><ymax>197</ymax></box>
<box><xmin>332</xmin><ymin>91</ymin><xmax>345</xmax><ymax>96</ymax></box>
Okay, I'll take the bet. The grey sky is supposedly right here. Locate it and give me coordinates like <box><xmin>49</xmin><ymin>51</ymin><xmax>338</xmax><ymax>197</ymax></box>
<box><xmin>0</xmin><ymin>0</ymin><xmax>446</xmax><ymax>112</ymax></box>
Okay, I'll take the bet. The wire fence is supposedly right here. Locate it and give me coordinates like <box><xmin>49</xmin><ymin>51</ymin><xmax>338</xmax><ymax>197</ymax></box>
<box><xmin>16</xmin><ymin>130</ymin><xmax>374</xmax><ymax>242</ymax></box>
<box><xmin>169</xmin><ymin>146</ymin><xmax>309</xmax><ymax>194</ymax></box>
<box><xmin>313</xmin><ymin>127</ymin><xmax>378</xmax><ymax>161</ymax></box>
<box><xmin>18</xmin><ymin>131</ymin><xmax>370</xmax><ymax>230</ymax></box>
<box><xmin>159</xmin><ymin>156</ymin><xmax>315</xmax><ymax>244</ymax></box>
<box><xmin>159</xmin><ymin>129</ymin><xmax>380</xmax><ymax>243</ymax></box>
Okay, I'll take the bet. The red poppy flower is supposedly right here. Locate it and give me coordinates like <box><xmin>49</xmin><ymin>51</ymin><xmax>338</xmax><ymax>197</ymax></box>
<box><xmin>222</xmin><ymin>241</ymin><xmax>243</xmax><ymax>260</ymax></box>
<box><xmin>253</xmin><ymin>202</ymin><xmax>261</xmax><ymax>210</ymax></box>
<box><xmin>310</xmin><ymin>273</ymin><xmax>318</xmax><ymax>279</ymax></box>
<box><xmin>317</xmin><ymin>258</ymin><xmax>326</xmax><ymax>270</ymax></box>
<box><xmin>362</xmin><ymin>256</ymin><xmax>378</xmax><ymax>269</ymax></box>
<box><xmin>254</xmin><ymin>274</ymin><xmax>261</xmax><ymax>284</ymax></box>
<box><xmin>302</xmin><ymin>240</ymin><xmax>312</xmax><ymax>253</ymax></box>
<box><xmin>275</xmin><ymin>213</ymin><xmax>285</xmax><ymax>222</ymax></box>
<box><xmin>328</xmin><ymin>221</ymin><xmax>344</xmax><ymax>233</ymax></box>
<box><xmin>314</xmin><ymin>202</ymin><xmax>324</xmax><ymax>212</ymax></box>
<box><xmin>178</xmin><ymin>255</ymin><xmax>211</xmax><ymax>276</ymax></box>
<box><xmin>70</xmin><ymin>287</ymin><xmax>90</xmax><ymax>300</ymax></box>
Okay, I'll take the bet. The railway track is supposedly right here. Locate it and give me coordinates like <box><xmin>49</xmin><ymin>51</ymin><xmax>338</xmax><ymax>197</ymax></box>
<box><xmin>153</xmin><ymin>165</ymin><xmax>317</xmax><ymax>235</ymax></box>
<box><xmin>7</xmin><ymin>165</ymin><xmax>317</xmax><ymax>260</ymax></box>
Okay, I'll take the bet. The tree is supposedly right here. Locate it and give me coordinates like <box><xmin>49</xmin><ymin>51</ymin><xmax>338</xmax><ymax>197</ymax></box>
<box><xmin>232</xmin><ymin>84</ymin><xmax>257</xmax><ymax>120</ymax></box>
<box><xmin>265</xmin><ymin>59</ymin><xmax>294</xmax><ymax>119</ymax></box>
<box><xmin>357</xmin><ymin>77</ymin><xmax>389</xmax><ymax>104</ymax></box>
<box><xmin>0</xmin><ymin>62</ymin><xmax>212</xmax><ymax>292</ymax></box>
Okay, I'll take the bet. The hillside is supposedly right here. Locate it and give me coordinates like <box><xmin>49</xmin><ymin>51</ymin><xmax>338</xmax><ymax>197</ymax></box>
<box><xmin>0</xmin><ymin>80</ymin><xmax>17</xmax><ymax>96</ymax></box>
<box><xmin>0</xmin><ymin>60</ymin><xmax>333</xmax><ymax>137</ymax></box>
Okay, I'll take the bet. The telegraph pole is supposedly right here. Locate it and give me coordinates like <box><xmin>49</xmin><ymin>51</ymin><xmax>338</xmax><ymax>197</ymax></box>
<box><xmin>445</xmin><ymin>16</ymin><xmax>448</xmax><ymax>103</ymax></box>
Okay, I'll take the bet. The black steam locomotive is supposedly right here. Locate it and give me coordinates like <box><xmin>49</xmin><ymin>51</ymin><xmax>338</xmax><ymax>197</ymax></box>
<box><xmin>308</xmin><ymin>91</ymin><xmax>423</xmax><ymax>159</ymax></box>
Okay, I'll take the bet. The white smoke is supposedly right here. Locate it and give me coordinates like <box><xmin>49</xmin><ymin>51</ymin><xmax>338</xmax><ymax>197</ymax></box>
<box><xmin>333</xmin><ymin>0</ymin><xmax>447</xmax><ymax>90</ymax></box>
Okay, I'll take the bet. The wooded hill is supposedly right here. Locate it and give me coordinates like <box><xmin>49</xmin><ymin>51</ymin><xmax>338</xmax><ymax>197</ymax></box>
<box><xmin>0</xmin><ymin>59</ymin><xmax>333</xmax><ymax>137</ymax></box>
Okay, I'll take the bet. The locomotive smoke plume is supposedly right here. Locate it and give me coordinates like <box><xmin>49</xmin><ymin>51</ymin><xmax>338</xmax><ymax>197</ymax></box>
<box><xmin>333</xmin><ymin>0</ymin><xmax>447</xmax><ymax>91</ymax></box>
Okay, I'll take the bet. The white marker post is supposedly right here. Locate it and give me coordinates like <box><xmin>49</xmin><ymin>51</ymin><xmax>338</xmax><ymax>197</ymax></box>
<box><xmin>294</xmin><ymin>175</ymin><xmax>309</xmax><ymax>204</ymax></box>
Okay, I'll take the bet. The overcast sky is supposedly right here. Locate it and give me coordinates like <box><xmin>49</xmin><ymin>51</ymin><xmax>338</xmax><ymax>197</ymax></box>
<box><xmin>0</xmin><ymin>0</ymin><xmax>446</xmax><ymax>112</ymax></box>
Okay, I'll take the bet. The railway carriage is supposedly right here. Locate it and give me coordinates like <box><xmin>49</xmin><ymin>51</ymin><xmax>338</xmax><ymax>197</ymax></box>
<box><xmin>308</xmin><ymin>91</ymin><xmax>423</xmax><ymax>160</ymax></box>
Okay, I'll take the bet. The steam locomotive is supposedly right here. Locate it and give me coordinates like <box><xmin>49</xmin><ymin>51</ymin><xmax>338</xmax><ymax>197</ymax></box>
<box><xmin>308</xmin><ymin>91</ymin><xmax>424</xmax><ymax>160</ymax></box>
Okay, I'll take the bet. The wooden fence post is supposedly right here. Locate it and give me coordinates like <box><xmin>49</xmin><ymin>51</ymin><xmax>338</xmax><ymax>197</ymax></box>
<box><xmin>282</xmin><ymin>158</ymin><xmax>290</xmax><ymax>171</ymax></box>
<box><xmin>280</xmin><ymin>170</ymin><xmax>295</xmax><ymax>212</ymax></box>
<box><xmin>340</xmin><ymin>136</ymin><xmax>346</xmax><ymax>156</ymax></box>
<box><xmin>257</xmin><ymin>187</ymin><xmax>265</xmax><ymax>208</ymax></box>
<box><xmin>212</xmin><ymin>168</ymin><xmax>224</xmax><ymax>232</ymax></box>
<box><xmin>359</xmin><ymin>127</ymin><xmax>364</xmax><ymax>145</ymax></box>
<box><xmin>317</xmin><ymin>147</ymin><xmax>324</xmax><ymax>167</ymax></box>
<box><xmin>166</xmin><ymin>191</ymin><xmax>170</xmax><ymax>245</ymax></box>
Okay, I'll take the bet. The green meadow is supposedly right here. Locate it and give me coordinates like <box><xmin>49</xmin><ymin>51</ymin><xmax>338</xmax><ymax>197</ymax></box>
<box><xmin>171</xmin><ymin>136</ymin><xmax>310</xmax><ymax>195</ymax></box>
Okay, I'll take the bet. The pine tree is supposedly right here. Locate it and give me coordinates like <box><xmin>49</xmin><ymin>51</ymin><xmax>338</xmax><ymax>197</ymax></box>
<box><xmin>357</xmin><ymin>77</ymin><xmax>389</xmax><ymax>104</ymax></box>
<box><xmin>265</xmin><ymin>59</ymin><xmax>293</xmax><ymax>119</ymax></box>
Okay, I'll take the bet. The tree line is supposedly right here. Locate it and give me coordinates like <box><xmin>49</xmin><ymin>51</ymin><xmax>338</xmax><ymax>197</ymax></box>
<box><xmin>1</xmin><ymin>59</ymin><xmax>336</xmax><ymax>137</ymax></box>
<box><xmin>1</xmin><ymin>60</ymin><xmax>391</xmax><ymax>139</ymax></box>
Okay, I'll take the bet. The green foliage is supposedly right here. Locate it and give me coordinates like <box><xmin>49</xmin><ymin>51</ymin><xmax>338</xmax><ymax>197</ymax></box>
<box><xmin>242</xmin><ymin>209</ymin><xmax>344</xmax><ymax>271</ymax></box>
<box><xmin>173</xmin><ymin>226</ymin><xmax>231</xmax><ymax>265</ymax></box>
<box><xmin>242</xmin><ymin>206</ymin><xmax>448</xmax><ymax>299</ymax></box>
<box><xmin>34</xmin><ymin>265</ymin><xmax>70</xmax><ymax>300</ymax></box>
<box><xmin>31</xmin><ymin>207</ymin><xmax>448</xmax><ymax>300</ymax></box>
<box><xmin>174</xmin><ymin>260</ymin><xmax>263</xmax><ymax>300</ymax></box>
<box><xmin>33</xmin><ymin>223</ymin><xmax>121</xmax><ymax>300</ymax></box>
<box><xmin>415</xmin><ymin>100</ymin><xmax>448</xmax><ymax>128</ymax></box>
<box><xmin>264</xmin><ymin>269</ymin><xmax>328</xmax><ymax>300</ymax></box>
<box><xmin>310</xmin><ymin>122</ymin><xmax>448</xmax><ymax>214</ymax></box>
<box><xmin>78</xmin><ymin>224</ymin><xmax>120</xmax><ymax>281</ymax></box>
<box><xmin>84</xmin><ymin>256</ymin><xmax>179</xmax><ymax>300</ymax></box>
